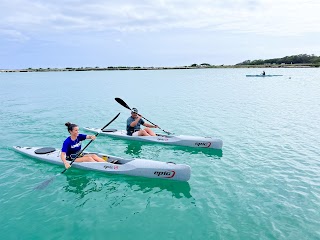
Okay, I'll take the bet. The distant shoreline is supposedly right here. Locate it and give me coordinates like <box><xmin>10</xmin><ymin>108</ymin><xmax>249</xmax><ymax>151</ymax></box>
<box><xmin>1</xmin><ymin>63</ymin><xmax>318</xmax><ymax>73</ymax></box>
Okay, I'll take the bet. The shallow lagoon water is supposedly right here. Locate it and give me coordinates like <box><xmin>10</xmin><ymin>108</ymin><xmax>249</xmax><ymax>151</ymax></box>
<box><xmin>0</xmin><ymin>68</ymin><xmax>320</xmax><ymax>239</ymax></box>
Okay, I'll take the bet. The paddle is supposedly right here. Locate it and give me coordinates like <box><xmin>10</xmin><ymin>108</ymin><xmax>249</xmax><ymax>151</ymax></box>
<box><xmin>115</xmin><ymin>97</ymin><xmax>172</xmax><ymax>135</ymax></box>
<box><xmin>34</xmin><ymin>113</ymin><xmax>120</xmax><ymax>190</ymax></box>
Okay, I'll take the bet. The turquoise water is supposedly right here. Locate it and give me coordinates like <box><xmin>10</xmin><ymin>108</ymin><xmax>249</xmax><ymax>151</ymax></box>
<box><xmin>1</xmin><ymin>68</ymin><xmax>320</xmax><ymax>239</ymax></box>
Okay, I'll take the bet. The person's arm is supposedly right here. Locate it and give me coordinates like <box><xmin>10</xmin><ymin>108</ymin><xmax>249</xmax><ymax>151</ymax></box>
<box><xmin>61</xmin><ymin>152</ymin><xmax>71</xmax><ymax>169</ymax></box>
<box><xmin>86</xmin><ymin>135</ymin><xmax>96</xmax><ymax>140</ymax></box>
<box><xmin>130</xmin><ymin>116</ymin><xmax>142</xmax><ymax>127</ymax></box>
<box><xmin>61</xmin><ymin>139</ymin><xmax>72</xmax><ymax>169</ymax></box>
<box><xmin>143</xmin><ymin>122</ymin><xmax>158</xmax><ymax>128</ymax></box>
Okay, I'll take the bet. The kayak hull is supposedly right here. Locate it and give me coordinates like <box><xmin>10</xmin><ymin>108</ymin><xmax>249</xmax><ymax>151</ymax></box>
<box><xmin>83</xmin><ymin>127</ymin><xmax>223</xmax><ymax>149</ymax></box>
<box><xmin>13</xmin><ymin>146</ymin><xmax>191</xmax><ymax>182</ymax></box>
<box><xmin>246</xmin><ymin>74</ymin><xmax>283</xmax><ymax>77</ymax></box>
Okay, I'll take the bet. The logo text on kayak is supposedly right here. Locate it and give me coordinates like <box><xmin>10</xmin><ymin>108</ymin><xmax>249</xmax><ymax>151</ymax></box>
<box><xmin>156</xmin><ymin>138</ymin><xmax>169</xmax><ymax>141</ymax></box>
<box><xmin>104</xmin><ymin>165</ymin><xmax>119</xmax><ymax>170</ymax></box>
<box><xmin>154</xmin><ymin>170</ymin><xmax>176</xmax><ymax>178</ymax></box>
<box><xmin>195</xmin><ymin>142</ymin><xmax>211</xmax><ymax>148</ymax></box>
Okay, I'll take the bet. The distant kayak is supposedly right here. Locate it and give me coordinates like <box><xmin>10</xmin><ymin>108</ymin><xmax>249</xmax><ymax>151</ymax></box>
<box><xmin>246</xmin><ymin>74</ymin><xmax>283</xmax><ymax>77</ymax></box>
<box><xmin>13</xmin><ymin>146</ymin><xmax>191</xmax><ymax>181</ymax></box>
<box><xmin>84</xmin><ymin>127</ymin><xmax>223</xmax><ymax>149</ymax></box>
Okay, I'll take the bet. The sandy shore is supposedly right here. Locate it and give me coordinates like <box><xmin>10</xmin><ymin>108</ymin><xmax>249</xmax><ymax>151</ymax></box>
<box><xmin>1</xmin><ymin>63</ymin><xmax>318</xmax><ymax>72</ymax></box>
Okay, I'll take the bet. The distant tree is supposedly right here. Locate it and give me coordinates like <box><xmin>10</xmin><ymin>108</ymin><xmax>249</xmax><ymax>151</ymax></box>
<box><xmin>236</xmin><ymin>54</ymin><xmax>320</xmax><ymax>65</ymax></box>
<box><xmin>236</xmin><ymin>60</ymin><xmax>251</xmax><ymax>65</ymax></box>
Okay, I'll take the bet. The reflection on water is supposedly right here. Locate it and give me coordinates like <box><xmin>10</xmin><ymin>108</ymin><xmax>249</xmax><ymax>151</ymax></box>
<box><xmin>122</xmin><ymin>139</ymin><xmax>223</xmax><ymax>158</ymax></box>
<box><xmin>62</xmin><ymin>170</ymin><xmax>192</xmax><ymax>201</ymax></box>
<box><xmin>173</xmin><ymin>146</ymin><xmax>223</xmax><ymax>158</ymax></box>
<box><xmin>63</xmin><ymin>172</ymin><xmax>97</xmax><ymax>200</ymax></box>
<box><xmin>126</xmin><ymin>177</ymin><xmax>192</xmax><ymax>199</ymax></box>
<box><xmin>124</xmin><ymin>141</ymin><xmax>142</xmax><ymax>157</ymax></box>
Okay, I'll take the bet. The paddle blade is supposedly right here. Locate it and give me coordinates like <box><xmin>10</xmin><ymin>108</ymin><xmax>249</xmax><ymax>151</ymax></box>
<box><xmin>115</xmin><ymin>98</ymin><xmax>131</xmax><ymax>110</ymax></box>
<box><xmin>34</xmin><ymin>176</ymin><xmax>56</xmax><ymax>190</ymax></box>
<box><xmin>34</xmin><ymin>173</ymin><xmax>61</xmax><ymax>190</ymax></box>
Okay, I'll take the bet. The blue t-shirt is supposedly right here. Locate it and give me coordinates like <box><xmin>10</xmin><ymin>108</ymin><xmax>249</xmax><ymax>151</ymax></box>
<box><xmin>62</xmin><ymin>134</ymin><xmax>87</xmax><ymax>157</ymax></box>
<box><xmin>127</xmin><ymin>116</ymin><xmax>145</xmax><ymax>135</ymax></box>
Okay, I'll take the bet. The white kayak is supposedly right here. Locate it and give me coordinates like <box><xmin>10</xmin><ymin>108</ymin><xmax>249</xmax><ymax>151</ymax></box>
<box><xmin>13</xmin><ymin>146</ymin><xmax>191</xmax><ymax>182</ymax></box>
<box><xmin>83</xmin><ymin>127</ymin><xmax>223</xmax><ymax>149</ymax></box>
<box><xmin>246</xmin><ymin>74</ymin><xmax>283</xmax><ymax>77</ymax></box>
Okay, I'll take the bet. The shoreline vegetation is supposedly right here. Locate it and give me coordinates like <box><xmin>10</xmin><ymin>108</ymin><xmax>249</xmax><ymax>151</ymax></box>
<box><xmin>1</xmin><ymin>54</ymin><xmax>319</xmax><ymax>73</ymax></box>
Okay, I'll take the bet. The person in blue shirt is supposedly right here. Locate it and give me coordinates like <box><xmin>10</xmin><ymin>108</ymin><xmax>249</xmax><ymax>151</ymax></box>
<box><xmin>126</xmin><ymin>108</ymin><xmax>158</xmax><ymax>136</ymax></box>
<box><xmin>61</xmin><ymin>122</ymin><xmax>105</xmax><ymax>169</ymax></box>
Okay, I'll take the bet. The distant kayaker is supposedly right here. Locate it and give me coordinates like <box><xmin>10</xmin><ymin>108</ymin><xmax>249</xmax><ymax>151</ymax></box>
<box><xmin>61</xmin><ymin>122</ymin><xmax>105</xmax><ymax>169</ymax></box>
<box><xmin>127</xmin><ymin>108</ymin><xmax>158</xmax><ymax>136</ymax></box>
<box><xmin>262</xmin><ymin>71</ymin><xmax>265</xmax><ymax>75</ymax></box>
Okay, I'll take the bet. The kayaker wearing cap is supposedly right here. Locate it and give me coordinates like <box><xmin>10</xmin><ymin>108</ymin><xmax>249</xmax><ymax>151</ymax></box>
<box><xmin>61</xmin><ymin>122</ymin><xmax>105</xmax><ymax>169</ymax></box>
<box><xmin>127</xmin><ymin>108</ymin><xmax>158</xmax><ymax>136</ymax></box>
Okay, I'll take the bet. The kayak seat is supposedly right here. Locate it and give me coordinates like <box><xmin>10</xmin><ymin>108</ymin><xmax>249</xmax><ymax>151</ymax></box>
<box><xmin>102</xmin><ymin>129</ymin><xmax>117</xmax><ymax>133</ymax></box>
<box><xmin>108</xmin><ymin>159</ymin><xmax>119</xmax><ymax>164</ymax></box>
<box><xmin>34</xmin><ymin>147</ymin><xmax>56</xmax><ymax>154</ymax></box>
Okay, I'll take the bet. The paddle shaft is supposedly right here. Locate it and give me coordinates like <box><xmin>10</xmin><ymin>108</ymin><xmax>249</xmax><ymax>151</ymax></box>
<box><xmin>61</xmin><ymin>112</ymin><xmax>120</xmax><ymax>174</ymax></box>
<box><xmin>114</xmin><ymin>98</ymin><xmax>172</xmax><ymax>135</ymax></box>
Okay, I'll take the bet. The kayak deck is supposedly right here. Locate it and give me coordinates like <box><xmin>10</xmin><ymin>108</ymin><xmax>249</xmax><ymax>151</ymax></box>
<box><xmin>13</xmin><ymin>146</ymin><xmax>191</xmax><ymax>181</ymax></box>
<box><xmin>83</xmin><ymin>127</ymin><xmax>223</xmax><ymax>149</ymax></box>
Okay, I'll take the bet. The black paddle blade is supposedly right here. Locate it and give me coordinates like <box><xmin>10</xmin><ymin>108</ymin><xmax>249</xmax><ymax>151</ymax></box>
<box><xmin>33</xmin><ymin>175</ymin><xmax>56</xmax><ymax>190</ymax></box>
<box><xmin>115</xmin><ymin>98</ymin><xmax>131</xmax><ymax>110</ymax></box>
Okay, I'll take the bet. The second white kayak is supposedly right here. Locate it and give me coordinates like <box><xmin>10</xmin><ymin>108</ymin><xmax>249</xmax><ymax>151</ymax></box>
<box><xmin>83</xmin><ymin>127</ymin><xmax>223</xmax><ymax>149</ymax></box>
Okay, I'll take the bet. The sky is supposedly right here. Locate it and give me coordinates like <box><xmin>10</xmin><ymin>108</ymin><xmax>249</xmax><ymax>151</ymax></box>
<box><xmin>1</xmin><ymin>0</ymin><xmax>320</xmax><ymax>69</ymax></box>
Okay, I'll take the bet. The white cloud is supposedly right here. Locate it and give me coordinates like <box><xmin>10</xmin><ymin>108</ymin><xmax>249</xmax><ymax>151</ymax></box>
<box><xmin>1</xmin><ymin>0</ymin><xmax>320</xmax><ymax>68</ymax></box>
<box><xmin>0</xmin><ymin>29</ymin><xmax>30</xmax><ymax>42</ymax></box>
<box><xmin>1</xmin><ymin>0</ymin><xmax>319</xmax><ymax>36</ymax></box>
